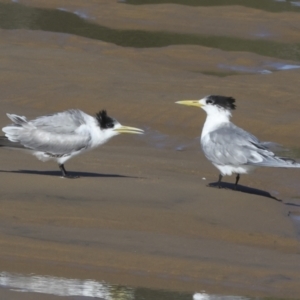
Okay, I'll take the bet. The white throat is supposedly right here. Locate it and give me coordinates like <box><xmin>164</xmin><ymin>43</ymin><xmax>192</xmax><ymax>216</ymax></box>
<box><xmin>201</xmin><ymin>108</ymin><xmax>232</xmax><ymax>139</ymax></box>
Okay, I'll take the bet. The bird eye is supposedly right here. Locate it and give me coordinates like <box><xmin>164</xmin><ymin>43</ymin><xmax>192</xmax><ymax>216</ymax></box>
<box><xmin>107</xmin><ymin>123</ymin><xmax>114</xmax><ymax>128</ymax></box>
<box><xmin>206</xmin><ymin>100</ymin><xmax>213</xmax><ymax>104</ymax></box>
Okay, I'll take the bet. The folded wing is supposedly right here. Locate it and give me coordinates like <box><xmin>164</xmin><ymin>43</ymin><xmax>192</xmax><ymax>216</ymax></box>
<box><xmin>202</xmin><ymin>123</ymin><xmax>298</xmax><ymax>167</ymax></box>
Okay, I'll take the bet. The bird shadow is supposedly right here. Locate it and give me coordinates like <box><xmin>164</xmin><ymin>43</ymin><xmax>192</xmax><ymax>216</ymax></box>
<box><xmin>207</xmin><ymin>181</ymin><xmax>281</xmax><ymax>201</ymax></box>
<box><xmin>0</xmin><ymin>169</ymin><xmax>140</xmax><ymax>179</ymax></box>
<box><xmin>284</xmin><ymin>202</ymin><xmax>300</xmax><ymax>208</ymax></box>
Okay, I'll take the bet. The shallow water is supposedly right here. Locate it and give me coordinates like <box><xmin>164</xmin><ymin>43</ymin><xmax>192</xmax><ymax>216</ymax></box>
<box><xmin>1</xmin><ymin>2</ymin><xmax>300</xmax><ymax>61</ymax></box>
<box><xmin>0</xmin><ymin>271</ymin><xmax>292</xmax><ymax>300</ymax></box>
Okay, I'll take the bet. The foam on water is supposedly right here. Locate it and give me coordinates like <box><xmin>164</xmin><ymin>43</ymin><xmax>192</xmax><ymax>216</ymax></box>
<box><xmin>0</xmin><ymin>272</ymin><xmax>134</xmax><ymax>299</ymax></box>
<box><xmin>0</xmin><ymin>271</ymin><xmax>267</xmax><ymax>300</ymax></box>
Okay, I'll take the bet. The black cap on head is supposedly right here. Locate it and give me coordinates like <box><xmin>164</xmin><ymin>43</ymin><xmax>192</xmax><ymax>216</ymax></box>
<box><xmin>96</xmin><ymin>110</ymin><xmax>115</xmax><ymax>129</ymax></box>
<box><xmin>206</xmin><ymin>95</ymin><xmax>236</xmax><ymax>110</ymax></box>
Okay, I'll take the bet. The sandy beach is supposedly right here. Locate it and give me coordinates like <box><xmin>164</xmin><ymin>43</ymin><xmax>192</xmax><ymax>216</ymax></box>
<box><xmin>0</xmin><ymin>1</ymin><xmax>300</xmax><ymax>299</ymax></box>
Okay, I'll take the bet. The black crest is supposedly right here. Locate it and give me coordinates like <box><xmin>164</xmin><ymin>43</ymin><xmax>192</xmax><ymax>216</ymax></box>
<box><xmin>96</xmin><ymin>110</ymin><xmax>115</xmax><ymax>129</ymax></box>
<box><xmin>206</xmin><ymin>95</ymin><xmax>236</xmax><ymax>110</ymax></box>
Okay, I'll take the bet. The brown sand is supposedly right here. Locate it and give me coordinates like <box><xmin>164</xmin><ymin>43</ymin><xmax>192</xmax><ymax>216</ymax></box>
<box><xmin>0</xmin><ymin>1</ymin><xmax>300</xmax><ymax>298</ymax></box>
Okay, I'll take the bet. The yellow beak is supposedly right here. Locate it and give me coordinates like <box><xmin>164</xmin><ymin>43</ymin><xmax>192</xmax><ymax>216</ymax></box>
<box><xmin>175</xmin><ymin>100</ymin><xmax>202</xmax><ymax>108</ymax></box>
<box><xmin>114</xmin><ymin>125</ymin><xmax>144</xmax><ymax>134</ymax></box>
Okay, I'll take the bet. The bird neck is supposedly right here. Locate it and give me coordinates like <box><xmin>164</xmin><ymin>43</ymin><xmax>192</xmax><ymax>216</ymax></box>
<box><xmin>201</xmin><ymin>109</ymin><xmax>231</xmax><ymax>139</ymax></box>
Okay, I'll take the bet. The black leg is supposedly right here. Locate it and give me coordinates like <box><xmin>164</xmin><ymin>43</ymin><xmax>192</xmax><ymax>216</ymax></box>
<box><xmin>59</xmin><ymin>164</ymin><xmax>67</xmax><ymax>177</ymax></box>
<box><xmin>234</xmin><ymin>174</ymin><xmax>240</xmax><ymax>190</ymax></box>
<box><xmin>59</xmin><ymin>164</ymin><xmax>79</xmax><ymax>179</ymax></box>
<box><xmin>218</xmin><ymin>174</ymin><xmax>223</xmax><ymax>188</ymax></box>
<box><xmin>208</xmin><ymin>174</ymin><xmax>223</xmax><ymax>188</ymax></box>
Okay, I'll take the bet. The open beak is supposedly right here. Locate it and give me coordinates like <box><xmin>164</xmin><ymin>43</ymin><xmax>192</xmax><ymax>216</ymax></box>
<box><xmin>114</xmin><ymin>125</ymin><xmax>144</xmax><ymax>134</ymax></box>
<box><xmin>175</xmin><ymin>100</ymin><xmax>202</xmax><ymax>108</ymax></box>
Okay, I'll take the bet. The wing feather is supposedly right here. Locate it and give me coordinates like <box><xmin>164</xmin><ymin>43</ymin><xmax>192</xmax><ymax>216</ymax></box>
<box><xmin>31</xmin><ymin>109</ymin><xmax>87</xmax><ymax>134</ymax></box>
<box><xmin>202</xmin><ymin>123</ymin><xmax>275</xmax><ymax>166</ymax></box>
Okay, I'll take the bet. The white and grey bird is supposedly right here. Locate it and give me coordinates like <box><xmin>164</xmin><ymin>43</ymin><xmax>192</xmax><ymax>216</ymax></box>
<box><xmin>176</xmin><ymin>95</ymin><xmax>300</xmax><ymax>189</ymax></box>
<box><xmin>1</xmin><ymin>109</ymin><xmax>143</xmax><ymax>178</ymax></box>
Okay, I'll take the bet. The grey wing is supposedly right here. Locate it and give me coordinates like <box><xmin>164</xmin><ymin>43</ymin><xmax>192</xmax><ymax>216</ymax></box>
<box><xmin>202</xmin><ymin>123</ymin><xmax>275</xmax><ymax>166</ymax></box>
<box><xmin>31</xmin><ymin>109</ymin><xmax>87</xmax><ymax>134</ymax></box>
<box><xmin>3</xmin><ymin>110</ymin><xmax>91</xmax><ymax>155</ymax></box>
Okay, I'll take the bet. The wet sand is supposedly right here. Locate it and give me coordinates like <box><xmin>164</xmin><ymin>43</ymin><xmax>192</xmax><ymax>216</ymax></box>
<box><xmin>0</xmin><ymin>1</ymin><xmax>300</xmax><ymax>298</ymax></box>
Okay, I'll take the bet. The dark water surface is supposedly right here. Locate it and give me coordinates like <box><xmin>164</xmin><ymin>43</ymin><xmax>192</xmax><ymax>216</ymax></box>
<box><xmin>125</xmin><ymin>0</ymin><xmax>300</xmax><ymax>12</ymax></box>
<box><xmin>0</xmin><ymin>2</ymin><xmax>300</xmax><ymax>61</ymax></box>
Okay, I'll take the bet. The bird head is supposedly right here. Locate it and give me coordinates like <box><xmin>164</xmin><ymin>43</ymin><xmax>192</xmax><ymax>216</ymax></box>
<box><xmin>176</xmin><ymin>95</ymin><xmax>236</xmax><ymax>117</ymax></box>
<box><xmin>96</xmin><ymin>110</ymin><xmax>144</xmax><ymax>137</ymax></box>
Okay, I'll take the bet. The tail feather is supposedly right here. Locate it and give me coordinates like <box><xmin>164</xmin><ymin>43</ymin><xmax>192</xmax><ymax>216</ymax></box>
<box><xmin>2</xmin><ymin>126</ymin><xmax>24</xmax><ymax>142</ymax></box>
<box><xmin>2</xmin><ymin>113</ymin><xmax>33</xmax><ymax>143</ymax></box>
<box><xmin>6</xmin><ymin>113</ymin><xmax>27</xmax><ymax>125</ymax></box>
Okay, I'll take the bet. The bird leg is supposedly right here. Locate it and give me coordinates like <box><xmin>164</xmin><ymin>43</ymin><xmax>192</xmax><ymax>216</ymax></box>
<box><xmin>59</xmin><ymin>164</ymin><xmax>79</xmax><ymax>179</ymax></box>
<box><xmin>234</xmin><ymin>174</ymin><xmax>240</xmax><ymax>190</ymax></box>
<box><xmin>207</xmin><ymin>174</ymin><xmax>224</xmax><ymax>189</ymax></box>
<box><xmin>218</xmin><ymin>174</ymin><xmax>223</xmax><ymax>188</ymax></box>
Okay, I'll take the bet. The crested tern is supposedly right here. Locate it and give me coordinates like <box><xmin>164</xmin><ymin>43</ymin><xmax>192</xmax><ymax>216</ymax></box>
<box><xmin>1</xmin><ymin>109</ymin><xmax>143</xmax><ymax>178</ymax></box>
<box><xmin>176</xmin><ymin>95</ymin><xmax>300</xmax><ymax>189</ymax></box>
